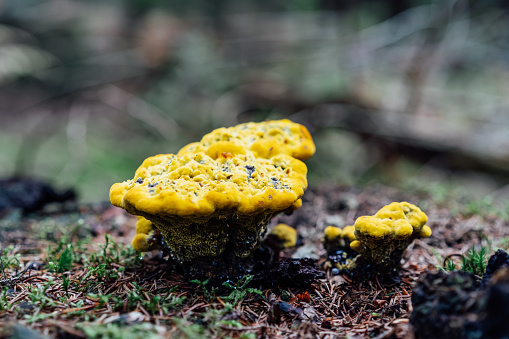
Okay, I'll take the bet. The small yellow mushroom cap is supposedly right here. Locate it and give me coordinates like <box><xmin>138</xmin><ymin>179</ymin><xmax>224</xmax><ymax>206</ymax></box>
<box><xmin>350</xmin><ymin>240</ymin><xmax>362</xmax><ymax>252</ymax></box>
<box><xmin>177</xmin><ymin>119</ymin><xmax>315</xmax><ymax>161</ymax></box>
<box><xmin>269</xmin><ymin>224</ymin><xmax>297</xmax><ymax>248</ymax></box>
<box><xmin>135</xmin><ymin>216</ymin><xmax>153</xmax><ymax>235</ymax></box>
<box><xmin>420</xmin><ymin>225</ymin><xmax>432</xmax><ymax>238</ymax></box>
<box><xmin>324</xmin><ymin>226</ymin><xmax>342</xmax><ymax>242</ymax></box>
<box><xmin>131</xmin><ymin>233</ymin><xmax>152</xmax><ymax>252</ymax></box>
<box><xmin>324</xmin><ymin>225</ymin><xmax>356</xmax><ymax>243</ymax></box>
<box><xmin>323</xmin><ymin>225</ymin><xmax>357</xmax><ymax>255</ymax></box>
<box><xmin>342</xmin><ymin>225</ymin><xmax>356</xmax><ymax>242</ymax></box>
<box><xmin>355</xmin><ymin>202</ymin><xmax>431</xmax><ymax>240</ymax></box>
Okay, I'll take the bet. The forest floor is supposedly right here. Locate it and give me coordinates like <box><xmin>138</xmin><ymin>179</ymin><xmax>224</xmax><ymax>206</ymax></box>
<box><xmin>1</xmin><ymin>184</ymin><xmax>508</xmax><ymax>339</ymax></box>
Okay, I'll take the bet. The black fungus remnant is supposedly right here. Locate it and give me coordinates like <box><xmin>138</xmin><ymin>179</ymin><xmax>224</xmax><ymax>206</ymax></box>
<box><xmin>245</xmin><ymin>165</ymin><xmax>255</xmax><ymax>177</ymax></box>
<box><xmin>136</xmin><ymin>178</ymin><xmax>144</xmax><ymax>184</ymax></box>
<box><xmin>411</xmin><ymin>251</ymin><xmax>509</xmax><ymax>339</ymax></box>
<box><xmin>481</xmin><ymin>249</ymin><xmax>509</xmax><ymax>286</ymax></box>
<box><xmin>270</xmin><ymin>177</ymin><xmax>282</xmax><ymax>189</ymax></box>
<box><xmin>0</xmin><ymin>177</ymin><xmax>76</xmax><ymax>214</ymax></box>
<box><xmin>411</xmin><ymin>270</ymin><xmax>482</xmax><ymax>339</ymax></box>
<box><xmin>148</xmin><ymin>182</ymin><xmax>158</xmax><ymax>188</ymax></box>
<box><xmin>253</xmin><ymin>258</ymin><xmax>325</xmax><ymax>289</ymax></box>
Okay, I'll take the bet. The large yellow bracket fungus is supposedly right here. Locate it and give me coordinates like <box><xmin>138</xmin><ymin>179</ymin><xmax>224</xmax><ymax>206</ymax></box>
<box><xmin>126</xmin><ymin>119</ymin><xmax>314</xmax><ymax>255</ymax></box>
<box><xmin>110</xmin><ymin>150</ymin><xmax>308</xmax><ymax>262</ymax></box>
<box><xmin>178</xmin><ymin>119</ymin><xmax>315</xmax><ymax>161</ymax></box>
<box><xmin>350</xmin><ymin>202</ymin><xmax>432</xmax><ymax>273</ymax></box>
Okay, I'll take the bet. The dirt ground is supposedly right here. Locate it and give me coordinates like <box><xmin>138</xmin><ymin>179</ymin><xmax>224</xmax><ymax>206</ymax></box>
<box><xmin>0</xmin><ymin>183</ymin><xmax>508</xmax><ymax>338</ymax></box>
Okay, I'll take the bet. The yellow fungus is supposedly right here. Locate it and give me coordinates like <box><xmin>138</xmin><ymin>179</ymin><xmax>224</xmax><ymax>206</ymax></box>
<box><xmin>135</xmin><ymin>216</ymin><xmax>153</xmax><ymax>235</ymax></box>
<box><xmin>131</xmin><ymin>233</ymin><xmax>152</xmax><ymax>253</ymax></box>
<box><xmin>178</xmin><ymin>119</ymin><xmax>315</xmax><ymax>161</ymax></box>
<box><xmin>350</xmin><ymin>202</ymin><xmax>431</xmax><ymax>270</ymax></box>
<box><xmin>323</xmin><ymin>225</ymin><xmax>356</xmax><ymax>253</ymax></box>
<box><xmin>110</xmin><ymin>150</ymin><xmax>308</xmax><ymax>261</ymax></box>
<box><xmin>269</xmin><ymin>224</ymin><xmax>297</xmax><ymax>248</ymax></box>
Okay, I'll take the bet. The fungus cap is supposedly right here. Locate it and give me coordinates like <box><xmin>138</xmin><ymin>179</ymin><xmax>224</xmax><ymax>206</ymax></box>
<box><xmin>323</xmin><ymin>225</ymin><xmax>356</xmax><ymax>253</ymax></box>
<box><xmin>111</xmin><ymin>151</ymin><xmax>307</xmax><ymax>216</ymax></box>
<box><xmin>269</xmin><ymin>223</ymin><xmax>297</xmax><ymax>248</ymax></box>
<box><xmin>375</xmin><ymin>202</ymin><xmax>428</xmax><ymax>230</ymax></box>
<box><xmin>132</xmin><ymin>234</ymin><xmax>152</xmax><ymax>252</ymax></box>
<box><xmin>135</xmin><ymin>216</ymin><xmax>153</xmax><ymax>235</ymax></box>
<box><xmin>353</xmin><ymin>202</ymin><xmax>431</xmax><ymax>244</ymax></box>
<box><xmin>110</xmin><ymin>151</ymin><xmax>308</xmax><ymax>261</ymax></box>
<box><xmin>177</xmin><ymin>119</ymin><xmax>315</xmax><ymax>161</ymax></box>
<box><xmin>324</xmin><ymin>225</ymin><xmax>356</xmax><ymax>243</ymax></box>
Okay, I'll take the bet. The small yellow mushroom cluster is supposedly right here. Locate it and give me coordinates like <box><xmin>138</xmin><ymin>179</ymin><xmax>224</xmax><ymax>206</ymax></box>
<box><xmin>323</xmin><ymin>202</ymin><xmax>431</xmax><ymax>274</ymax></box>
<box><xmin>111</xmin><ymin>120</ymin><xmax>314</xmax><ymax>261</ymax></box>
<box><xmin>322</xmin><ymin>225</ymin><xmax>357</xmax><ymax>270</ymax></box>
<box><xmin>322</xmin><ymin>225</ymin><xmax>355</xmax><ymax>254</ymax></box>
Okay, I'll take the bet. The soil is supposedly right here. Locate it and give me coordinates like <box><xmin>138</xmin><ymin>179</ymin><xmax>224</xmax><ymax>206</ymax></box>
<box><xmin>1</xmin><ymin>183</ymin><xmax>508</xmax><ymax>338</ymax></box>
<box><xmin>411</xmin><ymin>254</ymin><xmax>509</xmax><ymax>339</ymax></box>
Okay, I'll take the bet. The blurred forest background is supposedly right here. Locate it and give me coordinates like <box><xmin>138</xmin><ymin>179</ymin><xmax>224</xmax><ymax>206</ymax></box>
<box><xmin>1</xmin><ymin>0</ymin><xmax>509</xmax><ymax>207</ymax></box>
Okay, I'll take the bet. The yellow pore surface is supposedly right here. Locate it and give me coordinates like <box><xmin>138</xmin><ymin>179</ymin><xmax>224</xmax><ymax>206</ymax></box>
<box><xmin>177</xmin><ymin>119</ymin><xmax>315</xmax><ymax>161</ymax></box>
<box><xmin>323</xmin><ymin>225</ymin><xmax>356</xmax><ymax>243</ymax></box>
<box><xmin>353</xmin><ymin>202</ymin><xmax>432</xmax><ymax>241</ymax></box>
<box><xmin>110</xmin><ymin>150</ymin><xmax>307</xmax><ymax>218</ymax></box>
<box><xmin>269</xmin><ymin>224</ymin><xmax>297</xmax><ymax>248</ymax></box>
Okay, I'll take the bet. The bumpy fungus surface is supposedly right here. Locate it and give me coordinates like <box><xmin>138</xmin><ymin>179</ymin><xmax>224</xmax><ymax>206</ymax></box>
<box><xmin>269</xmin><ymin>224</ymin><xmax>297</xmax><ymax>248</ymax></box>
<box><xmin>110</xmin><ymin>150</ymin><xmax>307</xmax><ymax>261</ymax></box>
<box><xmin>177</xmin><ymin>119</ymin><xmax>315</xmax><ymax>161</ymax></box>
<box><xmin>350</xmin><ymin>202</ymin><xmax>431</xmax><ymax>271</ymax></box>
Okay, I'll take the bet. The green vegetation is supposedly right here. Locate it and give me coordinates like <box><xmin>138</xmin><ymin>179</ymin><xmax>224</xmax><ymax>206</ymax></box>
<box><xmin>441</xmin><ymin>245</ymin><xmax>489</xmax><ymax>277</ymax></box>
<box><xmin>191</xmin><ymin>275</ymin><xmax>262</xmax><ymax>307</ymax></box>
<box><xmin>459</xmin><ymin>245</ymin><xmax>489</xmax><ymax>277</ymax></box>
<box><xmin>1</xmin><ymin>245</ymin><xmax>22</xmax><ymax>271</ymax></box>
<box><xmin>221</xmin><ymin>275</ymin><xmax>263</xmax><ymax>307</ymax></box>
<box><xmin>48</xmin><ymin>245</ymin><xmax>73</xmax><ymax>273</ymax></box>
<box><xmin>1</xmin><ymin>214</ymin><xmax>270</xmax><ymax>339</ymax></box>
<box><xmin>77</xmin><ymin>323</ymin><xmax>164</xmax><ymax>339</ymax></box>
